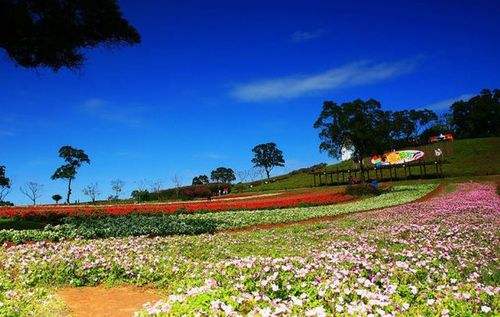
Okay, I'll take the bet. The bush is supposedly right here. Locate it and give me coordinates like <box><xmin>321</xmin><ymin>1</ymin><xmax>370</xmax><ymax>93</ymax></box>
<box><xmin>179</xmin><ymin>185</ymin><xmax>212</xmax><ymax>199</ymax></box>
<box><xmin>0</xmin><ymin>201</ymin><xmax>14</xmax><ymax>206</ymax></box>
<box><xmin>345</xmin><ymin>183</ymin><xmax>381</xmax><ymax>196</ymax></box>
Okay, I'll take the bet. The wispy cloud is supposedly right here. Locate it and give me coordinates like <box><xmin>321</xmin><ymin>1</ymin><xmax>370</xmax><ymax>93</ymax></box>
<box><xmin>231</xmin><ymin>59</ymin><xmax>419</xmax><ymax>102</ymax></box>
<box><xmin>80</xmin><ymin>98</ymin><xmax>147</xmax><ymax>128</ymax></box>
<box><xmin>290</xmin><ymin>29</ymin><xmax>326</xmax><ymax>42</ymax></box>
<box><xmin>422</xmin><ymin>94</ymin><xmax>474</xmax><ymax>111</ymax></box>
<box><xmin>193</xmin><ymin>152</ymin><xmax>226</xmax><ymax>160</ymax></box>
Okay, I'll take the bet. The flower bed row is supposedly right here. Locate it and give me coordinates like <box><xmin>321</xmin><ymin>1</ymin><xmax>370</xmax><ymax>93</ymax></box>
<box><xmin>0</xmin><ymin>191</ymin><xmax>352</xmax><ymax>219</ymax></box>
<box><xmin>0</xmin><ymin>184</ymin><xmax>436</xmax><ymax>243</ymax></box>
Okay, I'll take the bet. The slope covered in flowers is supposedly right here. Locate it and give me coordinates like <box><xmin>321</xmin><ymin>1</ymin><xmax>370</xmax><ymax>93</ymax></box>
<box><xmin>0</xmin><ymin>184</ymin><xmax>435</xmax><ymax>243</ymax></box>
<box><xmin>0</xmin><ymin>182</ymin><xmax>498</xmax><ymax>316</ymax></box>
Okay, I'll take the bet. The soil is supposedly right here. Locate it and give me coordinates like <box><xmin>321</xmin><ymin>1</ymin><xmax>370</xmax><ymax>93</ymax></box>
<box><xmin>57</xmin><ymin>286</ymin><xmax>159</xmax><ymax>317</ymax></box>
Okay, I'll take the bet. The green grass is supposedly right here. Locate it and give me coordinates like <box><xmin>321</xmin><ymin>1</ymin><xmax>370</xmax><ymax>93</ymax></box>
<box><xmin>249</xmin><ymin>137</ymin><xmax>500</xmax><ymax>191</ymax></box>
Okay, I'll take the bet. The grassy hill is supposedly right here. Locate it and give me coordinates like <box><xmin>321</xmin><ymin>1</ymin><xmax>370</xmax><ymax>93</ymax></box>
<box><xmin>248</xmin><ymin>137</ymin><xmax>500</xmax><ymax>191</ymax></box>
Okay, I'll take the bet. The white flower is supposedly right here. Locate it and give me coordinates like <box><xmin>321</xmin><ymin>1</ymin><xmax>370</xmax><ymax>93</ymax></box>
<box><xmin>481</xmin><ymin>306</ymin><xmax>491</xmax><ymax>313</ymax></box>
<box><xmin>271</xmin><ymin>284</ymin><xmax>279</xmax><ymax>291</ymax></box>
<box><xmin>305</xmin><ymin>306</ymin><xmax>327</xmax><ymax>317</ymax></box>
<box><xmin>427</xmin><ymin>299</ymin><xmax>435</xmax><ymax>305</ymax></box>
<box><xmin>402</xmin><ymin>302</ymin><xmax>410</xmax><ymax>310</ymax></box>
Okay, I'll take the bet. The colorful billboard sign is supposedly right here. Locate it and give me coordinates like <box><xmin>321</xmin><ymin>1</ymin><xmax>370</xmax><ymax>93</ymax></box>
<box><xmin>371</xmin><ymin>150</ymin><xmax>424</xmax><ymax>166</ymax></box>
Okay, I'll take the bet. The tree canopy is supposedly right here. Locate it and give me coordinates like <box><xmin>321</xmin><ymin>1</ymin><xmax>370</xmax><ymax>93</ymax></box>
<box><xmin>0</xmin><ymin>0</ymin><xmax>140</xmax><ymax>70</ymax></box>
<box><xmin>0</xmin><ymin>165</ymin><xmax>10</xmax><ymax>188</ymax></box>
<box><xmin>313</xmin><ymin>99</ymin><xmax>437</xmax><ymax>170</ymax></box>
<box><xmin>251</xmin><ymin>142</ymin><xmax>285</xmax><ymax>180</ymax></box>
<box><xmin>210</xmin><ymin>167</ymin><xmax>236</xmax><ymax>184</ymax></box>
<box><xmin>51</xmin><ymin>145</ymin><xmax>90</xmax><ymax>203</ymax></box>
<box><xmin>192</xmin><ymin>175</ymin><xmax>210</xmax><ymax>185</ymax></box>
<box><xmin>450</xmin><ymin>89</ymin><xmax>499</xmax><ymax>139</ymax></box>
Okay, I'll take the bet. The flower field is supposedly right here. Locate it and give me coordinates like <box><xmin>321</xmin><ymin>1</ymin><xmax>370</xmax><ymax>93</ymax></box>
<box><xmin>0</xmin><ymin>184</ymin><xmax>435</xmax><ymax>243</ymax></box>
<box><xmin>0</xmin><ymin>182</ymin><xmax>498</xmax><ymax>316</ymax></box>
<box><xmin>0</xmin><ymin>190</ymin><xmax>352</xmax><ymax>219</ymax></box>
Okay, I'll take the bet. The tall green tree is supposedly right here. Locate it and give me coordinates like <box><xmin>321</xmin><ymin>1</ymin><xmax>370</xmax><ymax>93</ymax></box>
<box><xmin>450</xmin><ymin>89</ymin><xmax>499</xmax><ymax>139</ymax></box>
<box><xmin>51</xmin><ymin>146</ymin><xmax>90</xmax><ymax>204</ymax></box>
<box><xmin>0</xmin><ymin>0</ymin><xmax>140</xmax><ymax>70</ymax></box>
<box><xmin>251</xmin><ymin>142</ymin><xmax>285</xmax><ymax>180</ymax></box>
<box><xmin>314</xmin><ymin>99</ymin><xmax>393</xmax><ymax>176</ymax></box>
<box><xmin>210</xmin><ymin>167</ymin><xmax>236</xmax><ymax>184</ymax></box>
<box><xmin>192</xmin><ymin>175</ymin><xmax>209</xmax><ymax>185</ymax></box>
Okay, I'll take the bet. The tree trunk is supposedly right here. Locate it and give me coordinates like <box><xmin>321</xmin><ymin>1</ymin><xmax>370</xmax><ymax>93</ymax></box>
<box><xmin>265</xmin><ymin>169</ymin><xmax>270</xmax><ymax>180</ymax></box>
<box><xmin>66</xmin><ymin>178</ymin><xmax>72</xmax><ymax>204</ymax></box>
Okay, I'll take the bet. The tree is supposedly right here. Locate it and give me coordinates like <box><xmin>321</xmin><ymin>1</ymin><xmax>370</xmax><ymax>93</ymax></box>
<box><xmin>251</xmin><ymin>143</ymin><xmax>285</xmax><ymax>180</ymax></box>
<box><xmin>192</xmin><ymin>175</ymin><xmax>209</xmax><ymax>185</ymax></box>
<box><xmin>390</xmin><ymin>109</ymin><xmax>437</xmax><ymax>147</ymax></box>
<box><xmin>450</xmin><ymin>89</ymin><xmax>499</xmax><ymax>139</ymax></box>
<box><xmin>0</xmin><ymin>0</ymin><xmax>140</xmax><ymax>71</ymax></box>
<box><xmin>52</xmin><ymin>194</ymin><xmax>62</xmax><ymax>204</ymax></box>
<box><xmin>20</xmin><ymin>181</ymin><xmax>43</xmax><ymax>205</ymax></box>
<box><xmin>210</xmin><ymin>167</ymin><xmax>236</xmax><ymax>184</ymax></box>
<box><xmin>82</xmin><ymin>183</ymin><xmax>100</xmax><ymax>203</ymax></box>
<box><xmin>150</xmin><ymin>179</ymin><xmax>163</xmax><ymax>201</ymax></box>
<box><xmin>0</xmin><ymin>165</ymin><xmax>11</xmax><ymax>202</ymax></box>
<box><xmin>171</xmin><ymin>174</ymin><xmax>183</xmax><ymax>199</ymax></box>
<box><xmin>51</xmin><ymin>145</ymin><xmax>90</xmax><ymax>204</ymax></box>
<box><xmin>110</xmin><ymin>179</ymin><xmax>125</xmax><ymax>199</ymax></box>
<box><xmin>314</xmin><ymin>99</ymin><xmax>393</xmax><ymax>178</ymax></box>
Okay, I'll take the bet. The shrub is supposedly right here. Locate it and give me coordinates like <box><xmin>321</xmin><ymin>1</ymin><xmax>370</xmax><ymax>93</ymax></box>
<box><xmin>345</xmin><ymin>183</ymin><xmax>381</xmax><ymax>196</ymax></box>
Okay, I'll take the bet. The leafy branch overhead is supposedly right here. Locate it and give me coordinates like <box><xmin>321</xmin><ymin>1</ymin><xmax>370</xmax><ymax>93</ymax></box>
<box><xmin>0</xmin><ymin>0</ymin><xmax>141</xmax><ymax>70</ymax></box>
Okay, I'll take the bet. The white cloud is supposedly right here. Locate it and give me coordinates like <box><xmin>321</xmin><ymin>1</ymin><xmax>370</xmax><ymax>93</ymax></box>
<box><xmin>422</xmin><ymin>94</ymin><xmax>474</xmax><ymax>111</ymax></box>
<box><xmin>80</xmin><ymin>98</ymin><xmax>147</xmax><ymax>128</ymax></box>
<box><xmin>290</xmin><ymin>29</ymin><xmax>326</xmax><ymax>42</ymax></box>
<box><xmin>231</xmin><ymin>59</ymin><xmax>419</xmax><ymax>102</ymax></box>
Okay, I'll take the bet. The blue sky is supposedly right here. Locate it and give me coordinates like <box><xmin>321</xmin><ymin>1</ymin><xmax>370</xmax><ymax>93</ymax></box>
<box><xmin>1</xmin><ymin>0</ymin><xmax>499</xmax><ymax>204</ymax></box>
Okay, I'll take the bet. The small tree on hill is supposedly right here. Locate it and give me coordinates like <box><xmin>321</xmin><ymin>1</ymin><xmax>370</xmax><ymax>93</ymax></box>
<box><xmin>20</xmin><ymin>181</ymin><xmax>43</xmax><ymax>205</ymax></box>
<box><xmin>51</xmin><ymin>146</ymin><xmax>90</xmax><ymax>204</ymax></box>
<box><xmin>82</xmin><ymin>183</ymin><xmax>100</xmax><ymax>203</ymax></box>
<box><xmin>251</xmin><ymin>142</ymin><xmax>285</xmax><ymax>180</ymax></box>
<box><xmin>210</xmin><ymin>167</ymin><xmax>236</xmax><ymax>184</ymax></box>
<box><xmin>111</xmin><ymin>179</ymin><xmax>125</xmax><ymax>199</ymax></box>
<box><xmin>52</xmin><ymin>194</ymin><xmax>62</xmax><ymax>204</ymax></box>
<box><xmin>192</xmin><ymin>175</ymin><xmax>209</xmax><ymax>185</ymax></box>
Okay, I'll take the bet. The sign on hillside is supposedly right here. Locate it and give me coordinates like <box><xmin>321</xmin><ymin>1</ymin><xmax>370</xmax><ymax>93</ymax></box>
<box><xmin>371</xmin><ymin>150</ymin><xmax>424</xmax><ymax>166</ymax></box>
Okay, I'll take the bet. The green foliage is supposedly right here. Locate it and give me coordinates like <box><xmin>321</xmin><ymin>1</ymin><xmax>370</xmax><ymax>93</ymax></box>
<box><xmin>0</xmin><ymin>165</ymin><xmax>10</xmax><ymax>188</ymax></box>
<box><xmin>1</xmin><ymin>0</ymin><xmax>141</xmax><ymax>70</ymax></box>
<box><xmin>250</xmin><ymin>137</ymin><xmax>500</xmax><ymax>191</ymax></box>
<box><xmin>51</xmin><ymin>194</ymin><xmax>62</xmax><ymax>203</ymax></box>
<box><xmin>51</xmin><ymin>145</ymin><xmax>90</xmax><ymax>203</ymax></box>
<box><xmin>345</xmin><ymin>183</ymin><xmax>382</xmax><ymax>196</ymax></box>
<box><xmin>192</xmin><ymin>175</ymin><xmax>210</xmax><ymax>185</ymax></box>
<box><xmin>251</xmin><ymin>142</ymin><xmax>285</xmax><ymax>179</ymax></box>
<box><xmin>451</xmin><ymin>89</ymin><xmax>499</xmax><ymax>139</ymax></box>
<box><xmin>211</xmin><ymin>167</ymin><xmax>236</xmax><ymax>184</ymax></box>
<box><xmin>313</xmin><ymin>99</ymin><xmax>437</xmax><ymax>166</ymax></box>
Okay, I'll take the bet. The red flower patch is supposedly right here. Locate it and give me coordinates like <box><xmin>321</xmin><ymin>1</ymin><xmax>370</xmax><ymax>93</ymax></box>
<box><xmin>0</xmin><ymin>190</ymin><xmax>353</xmax><ymax>218</ymax></box>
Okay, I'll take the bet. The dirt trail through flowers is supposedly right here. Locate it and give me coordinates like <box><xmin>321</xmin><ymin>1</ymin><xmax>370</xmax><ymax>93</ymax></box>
<box><xmin>57</xmin><ymin>286</ymin><xmax>159</xmax><ymax>317</ymax></box>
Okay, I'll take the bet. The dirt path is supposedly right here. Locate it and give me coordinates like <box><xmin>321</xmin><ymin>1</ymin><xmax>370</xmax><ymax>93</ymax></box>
<box><xmin>57</xmin><ymin>286</ymin><xmax>159</xmax><ymax>317</ymax></box>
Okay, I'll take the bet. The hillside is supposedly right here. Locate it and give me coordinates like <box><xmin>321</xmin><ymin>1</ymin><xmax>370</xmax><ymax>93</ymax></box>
<box><xmin>248</xmin><ymin>137</ymin><xmax>500</xmax><ymax>191</ymax></box>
